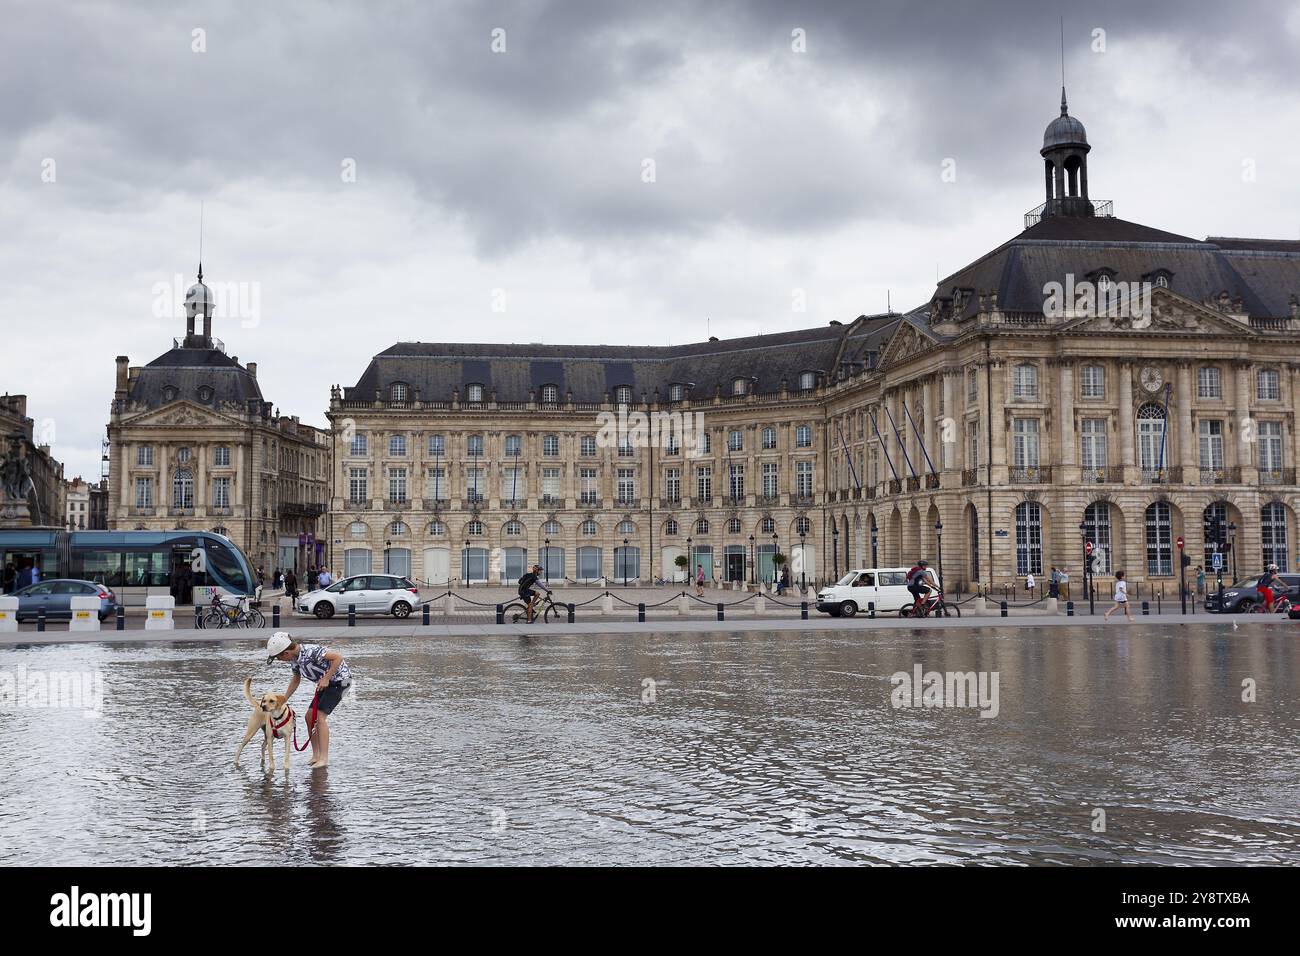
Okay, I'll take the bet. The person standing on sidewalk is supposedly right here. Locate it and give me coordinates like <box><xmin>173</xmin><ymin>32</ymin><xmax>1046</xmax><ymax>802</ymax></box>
<box><xmin>695</xmin><ymin>564</ymin><xmax>705</xmax><ymax>598</ymax></box>
<box><xmin>1195</xmin><ymin>565</ymin><xmax>1206</xmax><ymax>597</ymax></box>
<box><xmin>1105</xmin><ymin>571</ymin><xmax>1132</xmax><ymax>622</ymax></box>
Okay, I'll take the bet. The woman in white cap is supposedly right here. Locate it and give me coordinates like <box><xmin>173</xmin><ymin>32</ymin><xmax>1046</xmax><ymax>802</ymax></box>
<box><xmin>266</xmin><ymin>631</ymin><xmax>351</xmax><ymax>768</ymax></box>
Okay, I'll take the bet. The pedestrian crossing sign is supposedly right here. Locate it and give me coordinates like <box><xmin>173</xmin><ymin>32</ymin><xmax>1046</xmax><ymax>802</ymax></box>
<box><xmin>1211</xmin><ymin>553</ymin><xmax>1224</xmax><ymax>571</ymax></box>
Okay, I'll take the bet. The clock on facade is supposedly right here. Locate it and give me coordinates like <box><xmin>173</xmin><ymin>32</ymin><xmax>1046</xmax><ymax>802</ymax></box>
<box><xmin>1140</xmin><ymin>366</ymin><xmax>1164</xmax><ymax>393</ymax></box>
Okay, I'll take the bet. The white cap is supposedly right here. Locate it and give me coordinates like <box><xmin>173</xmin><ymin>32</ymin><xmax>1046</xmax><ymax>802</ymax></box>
<box><xmin>266</xmin><ymin>631</ymin><xmax>293</xmax><ymax>662</ymax></box>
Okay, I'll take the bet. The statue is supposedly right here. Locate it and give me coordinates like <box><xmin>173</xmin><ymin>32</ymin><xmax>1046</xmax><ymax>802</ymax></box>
<box><xmin>0</xmin><ymin>435</ymin><xmax>39</xmax><ymax>526</ymax></box>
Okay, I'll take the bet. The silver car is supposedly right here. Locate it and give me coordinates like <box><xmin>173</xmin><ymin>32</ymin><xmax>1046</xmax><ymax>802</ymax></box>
<box><xmin>13</xmin><ymin>579</ymin><xmax>117</xmax><ymax>621</ymax></box>
<box><xmin>295</xmin><ymin>574</ymin><xmax>421</xmax><ymax>619</ymax></box>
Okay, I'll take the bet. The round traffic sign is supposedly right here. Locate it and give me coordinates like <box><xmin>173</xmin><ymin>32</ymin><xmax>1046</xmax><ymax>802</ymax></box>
<box><xmin>1085</xmin><ymin>541</ymin><xmax>1093</xmax><ymax>555</ymax></box>
<box><xmin>1176</xmin><ymin>536</ymin><xmax>1185</xmax><ymax>550</ymax></box>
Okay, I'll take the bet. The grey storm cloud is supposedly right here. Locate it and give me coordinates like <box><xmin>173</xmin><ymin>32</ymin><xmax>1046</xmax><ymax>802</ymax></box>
<box><xmin>4</xmin><ymin>0</ymin><xmax>1293</xmax><ymax>253</ymax></box>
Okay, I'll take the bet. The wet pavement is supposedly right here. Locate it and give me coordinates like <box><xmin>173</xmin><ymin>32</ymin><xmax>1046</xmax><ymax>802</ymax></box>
<box><xmin>0</xmin><ymin>621</ymin><xmax>1296</xmax><ymax>865</ymax></box>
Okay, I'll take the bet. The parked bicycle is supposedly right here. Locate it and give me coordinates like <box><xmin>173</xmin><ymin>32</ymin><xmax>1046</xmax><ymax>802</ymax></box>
<box><xmin>198</xmin><ymin>593</ymin><xmax>266</xmax><ymax>629</ymax></box>
<box><xmin>502</xmin><ymin>590</ymin><xmax>564</xmax><ymax>623</ymax></box>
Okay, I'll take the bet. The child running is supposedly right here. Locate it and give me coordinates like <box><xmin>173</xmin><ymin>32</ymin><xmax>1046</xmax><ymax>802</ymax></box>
<box><xmin>1104</xmin><ymin>570</ymin><xmax>1132</xmax><ymax>622</ymax></box>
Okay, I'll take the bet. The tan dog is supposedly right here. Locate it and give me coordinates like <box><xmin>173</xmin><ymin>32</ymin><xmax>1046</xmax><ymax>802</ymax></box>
<box><xmin>235</xmin><ymin>677</ymin><xmax>296</xmax><ymax>771</ymax></box>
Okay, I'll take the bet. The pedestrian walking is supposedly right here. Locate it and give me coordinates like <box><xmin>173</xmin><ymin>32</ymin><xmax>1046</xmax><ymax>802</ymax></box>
<box><xmin>1025</xmin><ymin>571</ymin><xmax>1036</xmax><ymax>596</ymax></box>
<box><xmin>1059</xmin><ymin>567</ymin><xmax>1070</xmax><ymax>601</ymax></box>
<box><xmin>695</xmin><ymin>564</ymin><xmax>705</xmax><ymax>598</ymax></box>
<box><xmin>285</xmin><ymin>568</ymin><xmax>298</xmax><ymax>602</ymax></box>
<box><xmin>1048</xmin><ymin>567</ymin><xmax>1060</xmax><ymax>598</ymax></box>
<box><xmin>307</xmin><ymin>566</ymin><xmax>319</xmax><ymax>591</ymax></box>
<box><xmin>318</xmin><ymin>567</ymin><xmax>333</xmax><ymax>588</ymax></box>
<box><xmin>1105</xmin><ymin>571</ymin><xmax>1132</xmax><ymax>622</ymax></box>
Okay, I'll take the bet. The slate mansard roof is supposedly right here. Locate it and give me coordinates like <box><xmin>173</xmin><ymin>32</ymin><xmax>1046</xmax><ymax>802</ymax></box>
<box><xmin>128</xmin><ymin>346</ymin><xmax>265</xmax><ymax>410</ymax></box>
<box><xmin>930</xmin><ymin>215</ymin><xmax>1300</xmax><ymax>323</ymax></box>
<box><xmin>345</xmin><ymin>316</ymin><xmax>902</xmax><ymax>403</ymax></box>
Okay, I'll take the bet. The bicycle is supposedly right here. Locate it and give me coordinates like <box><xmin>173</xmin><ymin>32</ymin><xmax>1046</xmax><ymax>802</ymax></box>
<box><xmin>199</xmin><ymin>593</ymin><xmax>265</xmax><ymax>628</ymax></box>
<box><xmin>502</xmin><ymin>590</ymin><xmax>564</xmax><ymax>623</ymax></box>
<box><xmin>900</xmin><ymin>590</ymin><xmax>961</xmax><ymax>618</ymax></box>
<box><xmin>1252</xmin><ymin>595</ymin><xmax>1292</xmax><ymax>615</ymax></box>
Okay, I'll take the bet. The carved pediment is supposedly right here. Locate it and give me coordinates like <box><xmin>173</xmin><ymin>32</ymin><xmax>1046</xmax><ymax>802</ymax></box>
<box><xmin>1062</xmin><ymin>287</ymin><xmax>1248</xmax><ymax>335</ymax></box>
<box><xmin>120</xmin><ymin>400</ymin><xmax>240</xmax><ymax>430</ymax></box>
<box><xmin>878</xmin><ymin>320</ymin><xmax>939</xmax><ymax>368</ymax></box>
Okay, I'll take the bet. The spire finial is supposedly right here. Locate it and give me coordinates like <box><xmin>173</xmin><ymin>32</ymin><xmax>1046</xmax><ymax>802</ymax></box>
<box><xmin>197</xmin><ymin>200</ymin><xmax>204</xmax><ymax>282</ymax></box>
<box><xmin>1061</xmin><ymin>86</ymin><xmax>1068</xmax><ymax>116</ymax></box>
<box><xmin>1060</xmin><ymin>15</ymin><xmax>1068</xmax><ymax>114</ymax></box>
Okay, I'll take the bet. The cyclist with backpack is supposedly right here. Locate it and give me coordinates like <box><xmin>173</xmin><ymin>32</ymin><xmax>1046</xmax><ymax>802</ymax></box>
<box><xmin>907</xmin><ymin>560</ymin><xmax>935</xmax><ymax>614</ymax></box>
<box><xmin>517</xmin><ymin>564</ymin><xmax>551</xmax><ymax>623</ymax></box>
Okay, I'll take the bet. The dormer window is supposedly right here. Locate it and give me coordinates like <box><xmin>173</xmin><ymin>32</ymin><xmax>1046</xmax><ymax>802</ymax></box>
<box><xmin>614</xmin><ymin>385</ymin><xmax>633</xmax><ymax>406</ymax></box>
<box><xmin>541</xmin><ymin>384</ymin><xmax>559</xmax><ymax>405</ymax></box>
<box><xmin>1143</xmin><ymin>269</ymin><xmax>1173</xmax><ymax>289</ymax></box>
<box><xmin>669</xmin><ymin>383</ymin><xmax>685</xmax><ymax>402</ymax></box>
<box><xmin>732</xmin><ymin>377</ymin><xmax>748</xmax><ymax>396</ymax></box>
<box><xmin>197</xmin><ymin>385</ymin><xmax>213</xmax><ymax>403</ymax></box>
<box><xmin>162</xmin><ymin>385</ymin><xmax>178</xmax><ymax>403</ymax></box>
<box><xmin>799</xmin><ymin>371</ymin><xmax>817</xmax><ymax>391</ymax></box>
<box><xmin>391</xmin><ymin>382</ymin><xmax>408</xmax><ymax>402</ymax></box>
<box><xmin>466</xmin><ymin>383</ymin><xmax>484</xmax><ymax>404</ymax></box>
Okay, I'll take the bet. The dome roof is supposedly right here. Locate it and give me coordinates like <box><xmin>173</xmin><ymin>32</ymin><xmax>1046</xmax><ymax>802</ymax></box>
<box><xmin>185</xmin><ymin>264</ymin><xmax>214</xmax><ymax>316</ymax></box>
<box><xmin>1042</xmin><ymin>88</ymin><xmax>1089</xmax><ymax>152</ymax></box>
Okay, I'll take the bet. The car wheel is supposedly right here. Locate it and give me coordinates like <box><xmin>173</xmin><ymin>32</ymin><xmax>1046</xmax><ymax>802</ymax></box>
<box><xmin>391</xmin><ymin>601</ymin><xmax>411</xmax><ymax>619</ymax></box>
<box><xmin>840</xmin><ymin>601</ymin><xmax>858</xmax><ymax>618</ymax></box>
<box><xmin>314</xmin><ymin>602</ymin><xmax>335</xmax><ymax>619</ymax></box>
<box><xmin>1237</xmin><ymin>599</ymin><xmax>1254</xmax><ymax>614</ymax></box>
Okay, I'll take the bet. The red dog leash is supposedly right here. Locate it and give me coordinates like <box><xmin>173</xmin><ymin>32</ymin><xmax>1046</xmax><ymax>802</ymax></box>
<box><xmin>291</xmin><ymin>691</ymin><xmax>320</xmax><ymax>752</ymax></box>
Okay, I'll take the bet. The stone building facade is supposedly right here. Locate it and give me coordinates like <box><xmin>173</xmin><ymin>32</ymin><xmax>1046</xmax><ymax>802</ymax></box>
<box><xmin>327</xmin><ymin>92</ymin><xmax>1300</xmax><ymax>594</ymax></box>
<box><xmin>106</xmin><ymin>267</ymin><xmax>331</xmax><ymax>574</ymax></box>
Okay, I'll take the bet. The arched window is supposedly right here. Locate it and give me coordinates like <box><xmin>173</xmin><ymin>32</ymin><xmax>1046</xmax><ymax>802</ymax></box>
<box><xmin>794</xmin><ymin>517</ymin><xmax>810</xmax><ymax>536</ymax></box>
<box><xmin>172</xmin><ymin>469</ymin><xmax>194</xmax><ymax>510</ymax></box>
<box><xmin>543</xmin><ymin>520</ymin><xmax>562</xmax><ymax>536</ymax></box>
<box><xmin>349</xmin><ymin>521</ymin><xmax>368</xmax><ymax>538</ymax></box>
<box><xmin>466</xmin><ymin>520</ymin><xmax>483</xmax><ymax>536</ymax></box>
<box><xmin>1262</xmin><ymin>503</ymin><xmax>1288</xmax><ymax>570</ymax></box>
<box><xmin>389</xmin><ymin>434</ymin><xmax>406</xmax><ymax>457</ymax></box>
<box><xmin>696</xmin><ymin>519</ymin><xmax>710</xmax><ymax>535</ymax></box>
<box><xmin>1145</xmin><ymin>502</ymin><xmax>1173</xmax><ymax>575</ymax></box>
<box><xmin>664</xmin><ymin>519</ymin><xmax>678</xmax><ymax>536</ymax></box>
<box><xmin>541</xmin><ymin>384</ymin><xmax>559</xmax><ymax>405</ymax></box>
<box><xmin>617</xmin><ymin>519</ymin><xmax>635</xmax><ymax>535</ymax></box>
<box><xmin>581</xmin><ymin>519</ymin><xmax>598</xmax><ymax>536</ymax></box>
<box><xmin>427</xmin><ymin>520</ymin><xmax>445</xmax><ymax>536</ymax></box>
<box><xmin>197</xmin><ymin>385</ymin><xmax>213</xmax><ymax>403</ymax></box>
<box><xmin>389</xmin><ymin>521</ymin><xmax>408</xmax><ymax>536</ymax></box>
<box><xmin>504</xmin><ymin>520</ymin><xmax>523</xmax><ymax>537</ymax></box>
<box><xmin>1082</xmin><ymin>502</ymin><xmax>1112</xmax><ymax>574</ymax></box>
<box><xmin>1136</xmin><ymin>403</ymin><xmax>1167</xmax><ymax>479</ymax></box>
<box><xmin>727</xmin><ymin>518</ymin><xmax>741</xmax><ymax>534</ymax></box>
<box><xmin>1014</xmin><ymin>502</ymin><xmax>1043</xmax><ymax>575</ymax></box>
<box><xmin>761</xmin><ymin>517</ymin><xmax>775</xmax><ymax>534</ymax></box>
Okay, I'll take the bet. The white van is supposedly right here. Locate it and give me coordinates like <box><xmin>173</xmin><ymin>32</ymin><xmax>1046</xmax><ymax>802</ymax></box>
<box><xmin>816</xmin><ymin>567</ymin><xmax>939</xmax><ymax>617</ymax></box>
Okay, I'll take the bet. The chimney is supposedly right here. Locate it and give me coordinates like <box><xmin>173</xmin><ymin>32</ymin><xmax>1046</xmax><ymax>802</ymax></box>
<box><xmin>128</xmin><ymin>366</ymin><xmax>142</xmax><ymax>383</ymax></box>
<box><xmin>115</xmin><ymin>356</ymin><xmax>130</xmax><ymax>392</ymax></box>
<box><xmin>247</xmin><ymin>361</ymin><xmax>257</xmax><ymax>379</ymax></box>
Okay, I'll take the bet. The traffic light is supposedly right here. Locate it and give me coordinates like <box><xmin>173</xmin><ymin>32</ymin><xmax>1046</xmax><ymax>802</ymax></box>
<box><xmin>1181</xmin><ymin>552</ymin><xmax>1192</xmax><ymax>568</ymax></box>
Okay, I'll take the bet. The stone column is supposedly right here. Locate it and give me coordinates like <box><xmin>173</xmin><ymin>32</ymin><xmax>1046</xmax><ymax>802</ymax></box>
<box><xmin>1058</xmin><ymin>362</ymin><xmax>1076</xmax><ymax>475</ymax></box>
<box><xmin>941</xmin><ymin>372</ymin><xmax>956</xmax><ymax>471</ymax></box>
<box><xmin>1177</xmin><ymin>362</ymin><xmax>1196</xmax><ymax>472</ymax></box>
<box><xmin>195</xmin><ymin>443</ymin><xmax>207</xmax><ymax>510</ymax></box>
<box><xmin>120</xmin><ymin>443</ymin><xmax>133</xmax><ymax>509</ymax></box>
<box><xmin>1235</xmin><ymin>360</ymin><xmax>1257</xmax><ymax>482</ymax></box>
<box><xmin>989</xmin><ymin>362</ymin><xmax>1008</xmax><ymax>483</ymax></box>
<box><xmin>1118</xmin><ymin>363</ymin><xmax>1135</xmax><ymax>481</ymax></box>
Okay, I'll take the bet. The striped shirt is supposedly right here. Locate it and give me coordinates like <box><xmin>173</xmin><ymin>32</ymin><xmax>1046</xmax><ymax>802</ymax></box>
<box><xmin>291</xmin><ymin>643</ymin><xmax>351</xmax><ymax>687</ymax></box>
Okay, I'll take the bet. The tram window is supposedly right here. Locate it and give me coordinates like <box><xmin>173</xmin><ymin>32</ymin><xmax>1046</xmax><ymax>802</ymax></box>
<box><xmin>79</xmin><ymin>550</ymin><xmax>125</xmax><ymax>587</ymax></box>
<box><xmin>204</xmin><ymin>539</ymin><xmax>252</xmax><ymax>593</ymax></box>
<box><xmin>124</xmin><ymin>551</ymin><xmax>167</xmax><ymax>587</ymax></box>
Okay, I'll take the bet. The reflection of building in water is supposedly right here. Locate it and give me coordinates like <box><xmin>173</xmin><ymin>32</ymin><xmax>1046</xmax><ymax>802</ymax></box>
<box><xmin>106</xmin><ymin>265</ymin><xmax>330</xmax><ymax>573</ymax></box>
<box><xmin>327</xmin><ymin>90</ymin><xmax>1300</xmax><ymax>592</ymax></box>
<box><xmin>0</xmin><ymin>393</ymin><xmax>66</xmax><ymax>527</ymax></box>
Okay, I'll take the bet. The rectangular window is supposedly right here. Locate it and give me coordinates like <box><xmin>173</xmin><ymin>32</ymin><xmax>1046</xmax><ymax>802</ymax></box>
<box><xmin>542</xmin><ymin>467</ymin><xmax>561</xmax><ymax>501</ymax></box>
<box><xmin>1012</xmin><ymin>418</ymin><xmax>1039</xmax><ymax>467</ymax></box>
<box><xmin>388</xmin><ymin>467</ymin><xmax>407</xmax><ymax>502</ymax></box>
<box><xmin>1080</xmin><ymin>365</ymin><xmax>1105</xmax><ymax>398</ymax></box>
<box><xmin>212</xmin><ymin>477</ymin><xmax>230</xmax><ymax>509</ymax></box>
<box><xmin>543</xmin><ymin>435</ymin><xmax>560</xmax><ymax>456</ymax></box>
<box><xmin>967</xmin><ymin>421</ymin><xmax>980</xmax><ymax>470</ymax></box>
<box><xmin>348</xmin><ymin>468</ymin><xmax>368</xmax><ymax>503</ymax></box>
<box><xmin>696</xmin><ymin>466</ymin><xmax>712</xmax><ymax>500</ymax></box>
<box><xmin>466</xmin><ymin>467</ymin><xmax>483</xmax><ymax>501</ymax></box>
<box><xmin>762</xmin><ymin>428</ymin><xmax>776</xmax><ymax>450</ymax></box>
<box><xmin>617</xmin><ymin>468</ymin><xmax>635</xmax><ymax>503</ymax></box>
<box><xmin>467</xmin><ymin>435</ymin><xmax>484</xmax><ymax>457</ymax></box>
<box><xmin>349</xmin><ymin>434</ymin><xmax>368</xmax><ymax>456</ymax></box>
<box><xmin>728</xmin><ymin>463</ymin><xmax>744</xmax><ymax>499</ymax></box>
<box><xmin>795</xmin><ymin>425</ymin><xmax>812</xmax><ymax>448</ymax></box>
<box><xmin>1080</xmin><ymin>418</ymin><xmax>1107</xmax><ymax>472</ymax></box>
<box><xmin>137</xmin><ymin>446</ymin><xmax>154</xmax><ymax>467</ymax></box>
<box><xmin>1198</xmin><ymin>420</ymin><xmax>1224</xmax><ymax>470</ymax></box>
<box><xmin>213</xmin><ymin>446</ymin><xmax>231</xmax><ymax>467</ymax></box>
<box><xmin>762</xmin><ymin>461</ymin><xmax>778</xmax><ymax>497</ymax></box>
<box><xmin>1012</xmin><ymin>364</ymin><xmax>1038</xmax><ymax>399</ymax></box>
<box><xmin>666</xmin><ymin>468</ymin><xmax>681</xmax><ymax>501</ymax></box>
<box><xmin>503</xmin><ymin>466</ymin><xmax>522</xmax><ymax>502</ymax></box>
<box><xmin>1197</xmin><ymin>366</ymin><xmax>1221</xmax><ymax>399</ymax></box>
<box><xmin>425</xmin><ymin>468</ymin><xmax>445</xmax><ymax>500</ymax></box>
<box><xmin>428</xmin><ymin>434</ymin><xmax>445</xmax><ymax>457</ymax></box>
<box><xmin>617</xmin><ymin>436</ymin><xmax>635</xmax><ymax>457</ymax></box>
<box><xmin>581</xmin><ymin>435</ymin><xmax>597</xmax><ymax>456</ymax></box>
<box><xmin>1259</xmin><ymin>421</ymin><xmax>1283</xmax><ymax>473</ymax></box>
<box><xmin>967</xmin><ymin>369</ymin><xmax>978</xmax><ymax>403</ymax></box>
<box><xmin>135</xmin><ymin>477</ymin><xmax>153</xmax><ymax>508</ymax></box>
<box><xmin>1257</xmin><ymin>369</ymin><xmax>1280</xmax><ymax>401</ymax></box>
<box><xmin>796</xmin><ymin>460</ymin><xmax>813</xmax><ymax>497</ymax></box>
<box><xmin>389</xmin><ymin>435</ymin><xmax>406</xmax><ymax>457</ymax></box>
<box><xmin>580</xmin><ymin>467</ymin><xmax>598</xmax><ymax>504</ymax></box>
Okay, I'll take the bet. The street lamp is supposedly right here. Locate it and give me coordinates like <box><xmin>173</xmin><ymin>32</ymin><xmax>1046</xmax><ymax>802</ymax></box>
<box><xmin>934</xmin><ymin>521</ymin><xmax>944</xmax><ymax>596</ymax></box>
<box><xmin>748</xmin><ymin>534</ymin><xmax>755</xmax><ymax>586</ymax></box>
<box><xmin>384</xmin><ymin>538</ymin><xmax>392</xmax><ymax>574</ymax></box>
<box><xmin>870</xmin><ymin>515</ymin><xmax>878</xmax><ymax>569</ymax></box>
<box><xmin>1079</xmin><ymin>521</ymin><xmax>1093</xmax><ymax>615</ymax></box>
<box><xmin>686</xmin><ymin>535</ymin><xmax>693</xmax><ymax>588</ymax></box>
<box><xmin>832</xmin><ymin>524</ymin><xmax>839</xmax><ymax>578</ymax></box>
<box><xmin>543</xmin><ymin>537</ymin><xmax>550</xmax><ymax>581</ymax></box>
<box><xmin>1227</xmin><ymin>521</ymin><xmax>1237</xmax><ymax>581</ymax></box>
<box><xmin>463</xmin><ymin>540</ymin><xmax>469</xmax><ymax>586</ymax></box>
<box><xmin>622</xmin><ymin>537</ymin><xmax>629</xmax><ymax>586</ymax></box>
<box><xmin>799</xmin><ymin>532</ymin><xmax>806</xmax><ymax>590</ymax></box>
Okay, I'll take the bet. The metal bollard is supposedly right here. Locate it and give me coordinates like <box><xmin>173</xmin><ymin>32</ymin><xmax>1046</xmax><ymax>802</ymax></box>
<box><xmin>801</xmin><ymin>601</ymin><xmax>808</xmax><ymax>620</ymax></box>
<box><xmin>116</xmin><ymin>605</ymin><xmax>125</xmax><ymax>631</ymax></box>
<box><xmin>1066</xmin><ymin>600</ymin><xmax>1074</xmax><ymax>617</ymax></box>
<box><xmin>272</xmin><ymin>604</ymin><xmax>280</xmax><ymax>628</ymax></box>
<box><xmin>496</xmin><ymin>603</ymin><xmax>504</xmax><ymax>625</ymax></box>
<box><xmin>1000</xmin><ymin>601</ymin><xmax>1008</xmax><ymax>617</ymax></box>
<box><xmin>422</xmin><ymin>603</ymin><xmax>430</xmax><ymax>626</ymax></box>
<box><xmin>567</xmin><ymin>602</ymin><xmax>575</xmax><ymax>623</ymax></box>
<box><xmin>1141</xmin><ymin>601</ymin><xmax>1150</xmax><ymax>616</ymax></box>
<box><xmin>717</xmin><ymin>603</ymin><xmax>724</xmax><ymax>621</ymax></box>
<box><xmin>868</xmin><ymin>601</ymin><xmax>875</xmax><ymax>619</ymax></box>
<box><xmin>1156</xmin><ymin>594</ymin><xmax>1162</xmax><ymax>615</ymax></box>
<box><xmin>348</xmin><ymin>603</ymin><xmax>356</xmax><ymax>626</ymax></box>
<box><xmin>37</xmin><ymin>607</ymin><xmax>45</xmax><ymax>632</ymax></box>
<box><xmin>195</xmin><ymin>604</ymin><xmax>202</xmax><ymax>628</ymax></box>
<box><xmin>638</xmin><ymin>602</ymin><xmax>645</xmax><ymax>623</ymax></box>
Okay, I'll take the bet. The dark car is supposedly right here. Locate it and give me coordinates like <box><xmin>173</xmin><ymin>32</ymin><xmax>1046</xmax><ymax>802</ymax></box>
<box><xmin>1203</xmin><ymin>572</ymin><xmax>1300</xmax><ymax>613</ymax></box>
<box><xmin>13</xmin><ymin>579</ymin><xmax>117</xmax><ymax>621</ymax></box>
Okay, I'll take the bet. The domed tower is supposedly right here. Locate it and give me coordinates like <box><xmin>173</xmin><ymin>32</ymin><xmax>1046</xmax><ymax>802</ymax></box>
<box><xmin>183</xmin><ymin>263</ymin><xmax>215</xmax><ymax>347</ymax></box>
<box><xmin>1040</xmin><ymin>87</ymin><xmax>1092</xmax><ymax>219</ymax></box>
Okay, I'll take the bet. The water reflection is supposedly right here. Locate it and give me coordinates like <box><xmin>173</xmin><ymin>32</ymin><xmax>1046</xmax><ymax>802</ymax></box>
<box><xmin>0</xmin><ymin>623</ymin><xmax>1297</xmax><ymax>865</ymax></box>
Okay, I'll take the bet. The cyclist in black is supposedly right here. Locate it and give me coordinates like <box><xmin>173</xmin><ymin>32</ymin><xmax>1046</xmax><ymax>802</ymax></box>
<box><xmin>907</xmin><ymin>560</ymin><xmax>934</xmax><ymax>614</ymax></box>
<box><xmin>517</xmin><ymin>564</ymin><xmax>551</xmax><ymax>623</ymax></box>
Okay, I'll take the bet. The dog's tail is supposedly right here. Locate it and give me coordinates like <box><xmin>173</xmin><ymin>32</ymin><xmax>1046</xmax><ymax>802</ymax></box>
<box><xmin>243</xmin><ymin>676</ymin><xmax>257</xmax><ymax>708</ymax></box>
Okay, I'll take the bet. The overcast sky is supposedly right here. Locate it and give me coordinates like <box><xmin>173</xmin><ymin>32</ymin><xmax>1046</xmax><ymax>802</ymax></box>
<box><xmin>3</xmin><ymin>0</ymin><xmax>1299</xmax><ymax>481</ymax></box>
